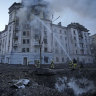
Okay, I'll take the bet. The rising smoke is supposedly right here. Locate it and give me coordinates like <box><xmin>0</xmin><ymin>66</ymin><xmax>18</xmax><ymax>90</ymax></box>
<box><xmin>17</xmin><ymin>0</ymin><xmax>52</xmax><ymax>27</ymax></box>
<box><xmin>55</xmin><ymin>77</ymin><xmax>95</xmax><ymax>96</ymax></box>
<box><xmin>18</xmin><ymin>0</ymin><xmax>96</xmax><ymax>22</ymax></box>
<box><xmin>17</xmin><ymin>0</ymin><xmax>96</xmax><ymax>34</ymax></box>
<box><xmin>47</xmin><ymin>0</ymin><xmax>96</xmax><ymax>19</ymax></box>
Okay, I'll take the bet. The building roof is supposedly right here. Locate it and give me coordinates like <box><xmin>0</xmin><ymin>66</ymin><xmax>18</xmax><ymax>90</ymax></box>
<box><xmin>91</xmin><ymin>34</ymin><xmax>96</xmax><ymax>37</ymax></box>
<box><xmin>90</xmin><ymin>34</ymin><xmax>96</xmax><ymax>39</ymax></box>
<box><xmin>1</xmin><ymin>25</ymin><xmax>8</xmax><ymax>33</ymax></box>
<box><xmin>9</xmin><ymin>2</ymin><xmax>21</xmax><ymax>13</ymax></box>
<box><xmin>67</xmin><ymin>23</ymin><xmax>89</xmax><ymax>32</ymax></box>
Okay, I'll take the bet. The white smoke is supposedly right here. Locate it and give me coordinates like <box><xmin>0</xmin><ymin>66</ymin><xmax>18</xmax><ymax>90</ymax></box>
<box><xmin>55</xmin><ymin>77</ymin><xmax>68</xmax><ymax>92</ymax></box>
<box><xmin>68</xmin><ymin>78</ymin><xmax>95</xmax><ymax>96</ymax></box>
<box><xmin>55</xmin><ymin>77</ymin><xmax>95</xmax><ymax>96</ymax></box>
<box><xmin>17</xmin><ymin>0</ymin><xmax>52</xmax><ymax>25</ymax></box>
<box><xmin>17</xmin><ymin>7</ymin><xmax>28</xmax><ymax>25</ymax></box>
<box><xmin>47</xmin><ymin>0</ymin><xmax>96</xmax><ymax>19</ymax></box>
<box><xmin>17</xmin><ymin>0</ymin><xmax>96</xmax><ymax>24</ymax></box>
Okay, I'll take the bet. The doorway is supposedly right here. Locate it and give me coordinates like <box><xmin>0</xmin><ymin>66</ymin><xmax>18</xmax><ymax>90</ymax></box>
<box><xmin>23</xmin><ymin>57</ymin><xmax>27</xmax><ymax>65</ymax></box>
<box><xmin>6</xmin><ymin>57</ymin><xmax>9</xmax><ymax>64</ymax></box>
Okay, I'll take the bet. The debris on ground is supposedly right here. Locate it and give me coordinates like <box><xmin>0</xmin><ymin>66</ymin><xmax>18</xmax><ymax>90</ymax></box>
<box><xmin>11</xmin><ymin>79</ymin><xmax>30</xmax><ymax>89</ymax></box>
<box><xmin>0</xmin><ymin>64</ymin><xmax>96</xmax><ymax>96</ymax></box>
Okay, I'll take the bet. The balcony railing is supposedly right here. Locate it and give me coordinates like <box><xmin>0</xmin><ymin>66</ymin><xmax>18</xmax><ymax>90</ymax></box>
<box><xmin>79</xmin><ymin>40</ymin><xmax>84</xmax><ymax>43</ymax></box>
<box><xmin>15</xmin><ymin>26</ymin><xmax>19</xmax><ymax>31</ymax></box>
<box><xmin>33</xmin><ymin>41</ymin><xmax>40</xmax><ymax>46</ymax></box>
<box><xmin>13</xmin><ymin>44</ymin><xmax>18</xmax><ymax>47</ymax></box>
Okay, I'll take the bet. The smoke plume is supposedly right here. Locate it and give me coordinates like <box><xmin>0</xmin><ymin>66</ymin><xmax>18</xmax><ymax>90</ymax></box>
<box><xmin>48</xmin><ymin>0</ymin><xmax>96</xmax><ymax>19</ymax></box>
<box><xmin>17</xmin><ymin>0</ymin><xmax>96</xmax><ymax>34</ymax></box>
<box><xmin>17</xmin><ymin>0</ymin><xmax>52</xmax><ymax>29</ymax></box>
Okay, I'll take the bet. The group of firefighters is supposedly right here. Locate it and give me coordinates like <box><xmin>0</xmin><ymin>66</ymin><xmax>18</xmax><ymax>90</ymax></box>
<box><xmin>35</xmin><ymin>60</ymin><xmax>55</xmax><ymax>69</ymax></box>
<box><xmin>35</xmin><ymin>58</ymin><xmax>81</xmax><ymax>69</ymax></box>
<box><xmin>69</xmin><ymin>59</ymin><xmax>78</xmax><ymax>69</ymax></box>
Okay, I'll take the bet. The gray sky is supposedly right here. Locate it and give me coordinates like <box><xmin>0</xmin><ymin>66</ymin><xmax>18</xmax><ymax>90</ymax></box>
<box><xmin>0</xmin><ymin>0</ymin><xmax>96</xmax><ymax>35</ymax></box>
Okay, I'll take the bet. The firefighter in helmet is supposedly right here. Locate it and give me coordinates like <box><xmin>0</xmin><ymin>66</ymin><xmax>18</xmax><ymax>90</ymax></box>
<box><xmin>37</xmin><ymin>60</ymin><xmax>40</xmax><ymax>68</ymax></box>
<box><xmin>73</xmin><ymin>58</ymin><xmax>77</xmax><ymax>69</ymax></box>
<box><xmin>50</xmin><ymin>60</ymin><xmax>55</xmax><ymax>69</ymax></box>
<box><xmin>69</xmin><ymin>61</ymin><xmax>73</xmax><ymax>68</ymax></box>
<box><xmin>35</xmin><ymin>60</ymin><xmax>40</xmax><ymax>68</ymax></box>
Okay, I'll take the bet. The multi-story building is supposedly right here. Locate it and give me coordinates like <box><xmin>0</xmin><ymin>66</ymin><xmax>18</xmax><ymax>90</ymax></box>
<box><xmin>90</xmin><ymin>34</ymin><xmax>96</xmax><ymax>63</ymax></box>
<box><xmin>0</xmin><ymin>25</ymin><xmax>8</xmax><ymax>63</ymax></box>
<box><xmin>52</xmin><ymin>23</ymin><xmax>93</xmax><ymax>64</ymax></box>
<box><xmin>67</xmin><ymin>23</ymin><xmax>93</xmax><ymax>64</ymax></box>
<box><xmin>0</xmin><ymin>2</ymin><xmax>93</xmax><ymax>65</ymax></box>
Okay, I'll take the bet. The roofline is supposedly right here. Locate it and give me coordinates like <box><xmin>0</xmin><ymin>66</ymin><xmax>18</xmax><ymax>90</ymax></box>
<box><xmin>90</xmin><ymin>34</ymin><xmax>96</xmax><ymax>37</ymax></box>
<box><xmin>9</xmin><ymin>2</ymin><xmax>21</xmax><ymax>10</ymax></box>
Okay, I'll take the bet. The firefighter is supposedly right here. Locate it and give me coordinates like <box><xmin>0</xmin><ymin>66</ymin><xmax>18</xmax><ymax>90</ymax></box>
<box><xmin>73</xmin><ymin>59</ymin><xmax>77</xmax><ymax>69</ymax></box>
<box><xmin>69</xmin><ymin>61</ymin><xmax>73</xmax><ymax>68</ymax></box>
<box><xmin>35</xmin><ymin>60</ymin><xmax>40</xmax><ymax>68</ymax></box>
<box><xmin>50</xmin><ymin>60</ymin><xmax>55</xmax><ymax>69</ymax></box>
<box><xmin>37</xmin><ymin>60</ymin><xmax>40</xmax><ymax>68</ymax></box>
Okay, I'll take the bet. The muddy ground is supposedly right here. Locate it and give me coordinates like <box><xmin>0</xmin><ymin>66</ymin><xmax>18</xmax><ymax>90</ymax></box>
<box><xmin>0</xmin><ymin>63</ymin><xmax>96</xmax><ymax>96</ymax></box>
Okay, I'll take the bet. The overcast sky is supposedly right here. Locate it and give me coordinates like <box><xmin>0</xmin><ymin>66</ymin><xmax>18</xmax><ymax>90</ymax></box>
<box><xmin>0</xmin><ymin>0</ymin><xmax>96</xmax><ymax>35</ymax></box>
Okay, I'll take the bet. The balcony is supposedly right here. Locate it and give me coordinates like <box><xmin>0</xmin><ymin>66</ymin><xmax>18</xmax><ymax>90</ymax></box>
<box><xmin>13</xmin><ymin>41</ymin><xmax>18</xmax><ymax>47</ymax></box>
<box><xmin>33</xmin><ymin>41</ymin><xmax>40</xmax><ymax>46</ymax></box>
<box><xmin>13</xmin><ymin>33</ymin><xmax>18</xmax><ymax>39</ymax></box>
<box><xmin>14</xmin><ymin>36</ymin><xmax>18</xmax><ymax>39</ymax></box>
<box><xmin>15</xmin><ymin>26</ymin><xmax>19</xmax><ymax>31</ymax></box>
<box><xmin>79</xmin><ymin>40</ymin><xmax>83</xmax><ymax>43</ymax></box>
<box><xmin>13</xmin><ymin>44</ymin><xmax>18</xmax><ymax>48</ymax></box>
<box><xmin>79</xmin><ymin>34</ymin><xmax>83</xmax><ymax>39</ymax></box>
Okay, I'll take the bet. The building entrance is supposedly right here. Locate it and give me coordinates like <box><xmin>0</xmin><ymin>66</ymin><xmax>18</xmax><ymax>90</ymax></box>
<box><xmin>23</xmin><ymin>57</ymin><xmax>27</xmax><ymax>65</ymax></box>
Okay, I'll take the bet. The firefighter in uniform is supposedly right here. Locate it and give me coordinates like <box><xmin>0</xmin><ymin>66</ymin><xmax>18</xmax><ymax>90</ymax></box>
<box><xmin>69</xmin><ymin>61</ymin><xmax>73</xmax><ymax>68</ymax></box>
<box><xmin>37</xmin><ymin>60</ymin><xmax>40</xmax><ymax>68</ymax></box>
<box><xmin>73</xmin><ymin>59</ymin><xmax>77</xmax><ymax>69</ymax></box>
<box><xmin>50</xmin><ymin>60</ymin><xmax>55</xmax><ymax>69</ymax></box>
<box><xmin>35</xmin><ymin>60</ymin><xmax>40</xmax><ymax>68</ymax></box>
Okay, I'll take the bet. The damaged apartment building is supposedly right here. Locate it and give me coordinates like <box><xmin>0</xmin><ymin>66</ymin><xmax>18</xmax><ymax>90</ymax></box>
<box><xmin>0</xmin><ymin>1</ymin><xmax>93</xmax><ymax>65</ymax></box>
<box><xmin>90</xmin><ymin>34</ymin><xmax>96</xmax><ymax>63</ymax></box>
